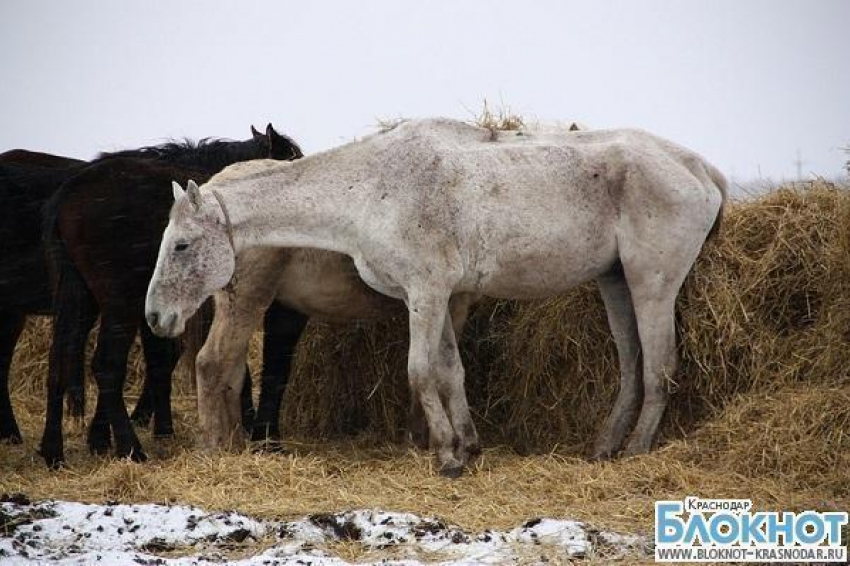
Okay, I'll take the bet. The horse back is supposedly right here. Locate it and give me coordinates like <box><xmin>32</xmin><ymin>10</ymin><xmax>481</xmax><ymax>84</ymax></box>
<box><xmin>0</xmin><ymin>149</ymin><xmax>84</xmax><ymax>169</ymax></box>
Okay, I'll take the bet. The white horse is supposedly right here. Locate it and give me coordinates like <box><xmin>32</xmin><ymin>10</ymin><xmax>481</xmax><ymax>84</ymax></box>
<box><xmin>145</xmin><ymin>118</ymin><xmax>726</xmax><ymax>476</ymax></box>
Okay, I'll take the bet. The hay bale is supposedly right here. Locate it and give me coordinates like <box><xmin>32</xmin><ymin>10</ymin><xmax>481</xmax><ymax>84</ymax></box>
<box><xmin>280</xmin><ymin>181</ymin><xmax>850</xmax><ymax>453</ymax></box>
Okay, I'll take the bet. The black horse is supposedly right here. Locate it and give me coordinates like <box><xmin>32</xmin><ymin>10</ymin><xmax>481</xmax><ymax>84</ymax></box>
<box><xmin>0</xmin><ymin>149</ymin><xmax>251</xmax><ymax>445</ymax></box>
<box><xmin>39</xmin><ymin>125</ymin><xmax>305</xmax><ymax>467</ymax></box>
<box><xmin>0</xmin><ymin>152</ymin><xmax>86</xmax><ymax>443</ymax></box>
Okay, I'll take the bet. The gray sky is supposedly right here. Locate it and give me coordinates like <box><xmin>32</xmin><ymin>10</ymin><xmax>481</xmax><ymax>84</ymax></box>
<box><xmin>1</xmin><ymin>0</ymin><xmax>848</xmax><ymax>182</ymax></box>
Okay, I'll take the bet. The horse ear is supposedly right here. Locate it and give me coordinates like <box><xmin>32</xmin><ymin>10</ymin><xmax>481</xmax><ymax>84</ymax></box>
<box><xmin>172</xmin><ymin>181</ymin><xmax>184</xmax><ymax>202</ymax></box>
<box><xmin>186</xmin><ymin>180</ymin><xmax>202</xmax><ymax>211</ymax></box>
<box><xmin>251</xmin><ymin>125</ymin><xmax>263</xmax><ymax>139</ymax></box>
<box><xmin>266</xmin><ymin>123</ymin><xmax>279</xmax><ymax>139</ymax></box>
<box><xmin>569</xmin><ymin>122</ymin><xmax>580</xmax><ymax>131</ymax></box>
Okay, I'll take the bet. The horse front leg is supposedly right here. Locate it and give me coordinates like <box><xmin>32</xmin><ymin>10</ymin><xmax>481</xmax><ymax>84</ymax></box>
<box><xmin>139</xmin><ymin>324</ymin><xmax>180</xmax><ymax>438</ymax></box>
<box><xmin>91</xmin><ymin>314</ymin><xmax>145</xmax><ymax>462</ymax></box>
<box><xmin>252</xmin><ymin>302</ymin><xmax>307</xmax><ymax>448</ymax></box>
<box><xmin>129</xmin><ymin>375</ymin><xmax>155</xmax><ymax>428</ymax></box>
<box><xmin>406</xmin><ymin>288</ymin><xmax>464</xmax><ymax>477</ymax></box>
<box><xmin>0</xmin><ymin>311</ymin><xmax>25</xmax><ymax>444</ymax></box>
<box><xmin>195</xmin><ymin>291</ymin><xmax>261</xmax><ymax>453</ymax></box>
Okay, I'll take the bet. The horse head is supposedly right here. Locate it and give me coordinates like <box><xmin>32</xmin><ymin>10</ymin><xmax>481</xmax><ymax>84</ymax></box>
<box><xmin>145</xmin><ymin>179</ymin><xmax>234</xmax><ymax>337</ymax></box>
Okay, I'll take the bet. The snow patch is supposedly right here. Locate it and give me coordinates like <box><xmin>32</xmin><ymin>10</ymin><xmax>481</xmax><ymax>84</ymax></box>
<box><xmin>0</xmin><ymin>496</ymin><xmax>649</xmax><ymax>565</ymax></box>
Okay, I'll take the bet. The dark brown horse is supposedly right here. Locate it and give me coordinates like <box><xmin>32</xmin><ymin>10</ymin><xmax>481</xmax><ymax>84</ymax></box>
<box><xmin>0</xmin><ymin>152</ymin><xmax>86</xmax><ymax>443</ymax></box>
<box><xmin>38</xmin><ymin>125</ymin><xmax>303</xmax><ymax>467</ymax></box>
<box><xmin>0</xmin><ymin>150</ymin><xmax>241</xmax><ymax>445</ymax></box>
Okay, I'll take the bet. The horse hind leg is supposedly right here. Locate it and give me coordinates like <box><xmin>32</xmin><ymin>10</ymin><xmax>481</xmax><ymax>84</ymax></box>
<box><xmin>0</xmin><ymin>311</ymin><xmax>26</xmax><ymax>443</ymax></box>
<box><xmin>622</xmin><ymin>289</ymin><xmax>677</xmax><ymax>457</ymax></box>
<box><xmin>240</xmin><ymin>367</ymin><xmax>254</xmax><ymax>433</ymax></box>
<box><xmin>406</xmin><ymin>286</ymin><xmax>466</xmax><ymax>477</ymax></box>
<box><xmin>252</xmin><ymin>303</ymin><xmax>308</xmax><ymax>449</ymax></box>
<box><xmin>591</xmin><ymin>265</ymin><xmax>642</xmax><ymax>460</ymax></box>
<box><xmin>618</xmin><ymin>203</ymin><xmax>712</xmax><ymax>457</ymax></box>
<box><xmin>39</xmin><ymin>273</ymin><xmax>98</xmax><ymax>467</ymax></box>
<box><xmin>435</xmin><ymin>305</ymin><xmax>480</xmax><ymax>463</ymax></box>
<box><xmin>409</xmin><ymin>292</ymin><xmax>478</xmax><ymax>453</ymax></box>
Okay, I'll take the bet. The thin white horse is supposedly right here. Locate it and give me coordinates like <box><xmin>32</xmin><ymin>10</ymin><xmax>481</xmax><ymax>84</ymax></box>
<box><xmin>145</xmin><ymin>118</ymin><xmax>726</xmax><ymax>476</ymax></box>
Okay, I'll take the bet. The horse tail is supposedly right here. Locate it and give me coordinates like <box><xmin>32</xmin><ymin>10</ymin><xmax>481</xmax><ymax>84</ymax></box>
<box><xmin>41</xmin><ymin>177</ymin><xmax>99</xmax><ymax>418</ymax></box>
<box><xmin>703</xmin><ymin>161</ymin><xmax>728</xmax><ymax>240</ymax></box>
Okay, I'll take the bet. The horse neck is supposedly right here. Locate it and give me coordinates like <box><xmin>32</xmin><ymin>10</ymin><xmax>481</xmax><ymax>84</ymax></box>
<box><xmin>213</xmin><ymin>161</ymin><xmax>366</xmax><ymax>259</ymax></box>
<box><xmin>183</xmin><ymin>142</ymin><xmax>259</xmax><ymax>172</ymax></box>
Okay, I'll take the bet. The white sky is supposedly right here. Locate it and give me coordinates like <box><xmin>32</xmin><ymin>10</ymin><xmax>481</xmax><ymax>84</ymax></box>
<box><xmin>1</xmin><ymin>0</ymin><xmax>848</xmax><ymax>182</ymax></box>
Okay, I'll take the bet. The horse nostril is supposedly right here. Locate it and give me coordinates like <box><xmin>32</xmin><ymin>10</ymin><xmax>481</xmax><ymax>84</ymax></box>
<box><xmin>146</xmin><ymin>312</ymin><xmax>159</xmax><ymax>329</ymax></box>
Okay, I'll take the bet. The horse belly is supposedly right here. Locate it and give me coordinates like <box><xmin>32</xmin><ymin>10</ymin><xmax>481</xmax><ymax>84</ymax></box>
<box><xmin>276</xmin><ymin>251</ymin><xmax>401</xmax><ymax>322</ymax></box>
<box><xmin>465</xmin><ymin>211</ymin><xmax>619</xmax><ymax>299</ymax></box>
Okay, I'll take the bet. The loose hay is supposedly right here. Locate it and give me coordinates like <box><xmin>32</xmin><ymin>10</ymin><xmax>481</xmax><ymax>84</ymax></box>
<box><xmin>2</xmin><ymin>180</ymin><xmax>848</xmax><ymax>536</ymax></box>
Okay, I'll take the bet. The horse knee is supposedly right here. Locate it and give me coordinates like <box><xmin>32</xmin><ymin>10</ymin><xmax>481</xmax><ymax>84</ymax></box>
<box><xmin>195</xmin><ymin>347</ymin><xmax>223</xmax><ymax>385</ymax></box>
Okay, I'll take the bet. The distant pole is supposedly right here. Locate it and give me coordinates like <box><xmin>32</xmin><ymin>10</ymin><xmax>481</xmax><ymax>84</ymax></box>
<box><xmin>794</xmin><ymin>149</ymin><xmax>805</xmax><ymax>180</ymax></box>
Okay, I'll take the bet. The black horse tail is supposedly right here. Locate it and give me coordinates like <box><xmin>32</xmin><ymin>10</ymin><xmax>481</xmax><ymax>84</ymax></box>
<box><xmin>41</xmin><ymin>181</ymin><xmax>98</xmax><ymax>418</ymax></box>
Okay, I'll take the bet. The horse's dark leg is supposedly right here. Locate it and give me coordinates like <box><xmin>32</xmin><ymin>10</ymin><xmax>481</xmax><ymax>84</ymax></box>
<box><xmin>90</xmin><ymin>313</ymin><xmax>145</xmax><ymax>462</ymax></box>
<box><xmin>40</xmin><ymin>272</ymin><xmax>98</xmax><ymax>468</ymax></box>
<box><xmin>129</xmin><ymin>375</ymin><xmax>155</xmax><ymax>428</ymax></box>
<box><xmin>0</xmin><ymin>311</ymin><xmax>25</xmax><ymax>443</ymax></box>
<box><xmin>251</xmin><ymin>303</ymin><xmax>307</xmax><ymax>444</ymax></box>
<box><xmin>240</xmin><ymin>366</ymin><xmax>255</xmax><ymax>432</ymax></box>
<box><xmin>139</xmin><ymin>323</ymin><xmax>179</xmax><ymax>438</ymax></box>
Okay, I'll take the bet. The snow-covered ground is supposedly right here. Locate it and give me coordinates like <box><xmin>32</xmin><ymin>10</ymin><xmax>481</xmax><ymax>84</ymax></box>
<box><xmin>0</xmin><ymin>495</ymin><xmax>650</xmax><ymax>564</ymax></box>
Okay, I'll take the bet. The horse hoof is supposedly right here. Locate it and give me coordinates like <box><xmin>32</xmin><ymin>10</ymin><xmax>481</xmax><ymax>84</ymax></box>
<box><xmin>130</xmin><ymin>414</ymin><xmax>153</xmax><ymax>428</ymax></box>
<box><xmin>589</xmin><ymin>450</ymin><xmax>615</xmax><ymax>462</ymax></box>
<box><xmin>131</xmin><ymin>449</ymin><xmax>148</xmax><ymax>463</ymax></box>
<box><xmin>249</xmin><ymin>427</ymin><xmax>280</xmax><ymax>443</ymax></box>
<box><xmin>152</xmin><ymin>429</ymin><xmax>175</xmax><ymax>440</ymax></box>
<box><xmin>0</xmin><ymin>431</ymin><xmax>23</xmax><ymax>445</ymax></box>
<box><xmin>88</xmin><ymin>430</ymin><xmax>112</xmax><ymax>455</ymax></box>
<box><xmin>251</xmin><ymin>440</ymin><xmax>288</xmax><ymax>454</ymax></box>
<box><xmin>39</xmin><ymin>449</ymin><xmax>65</xmax><ymax>470</ymax></box>
<box><xmin>89</xmin><ymin>441</ymin><xmax>111</xmax><ymax>456</ymax></box>
<box><xmin>439</xmin><ymin>464</ymin><xmax>464</xmax><ymax>479</ymax></box>
<box><xmin>620</xmin><ymin>443</ymin><xmax>650</xmax><ymax>459</ymax></box>
<box><xmin>409</xmin><ymin>431</ymin><xmax>430</xmax><ymax>451</ymax></box>
<box><xmin>116</xmin><ymin>446</ymin><xmax>148</xmax><ymax>463</ymax></box>
<box><xmin>66</xmin><ymin>392</ymin><xmax>85</xmax><ymax>419</ymax></box>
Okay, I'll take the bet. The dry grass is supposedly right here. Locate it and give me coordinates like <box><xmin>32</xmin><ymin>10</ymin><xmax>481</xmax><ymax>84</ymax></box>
<box><xmin>473</xmin><ymin>99</ymin><xmax>525</xmax><ymax>140</ymax></box>
<box><xmin>2</xmin><ymin>181</ymin><xmax>848</xmax><ymax>542</ymax></box>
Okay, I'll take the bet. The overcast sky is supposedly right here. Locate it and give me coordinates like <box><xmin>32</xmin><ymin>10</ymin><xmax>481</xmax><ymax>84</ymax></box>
<box><xmin>1</xmin><ymin>1</ymin><xmax>848</xmax><ymax>183</ymax></box>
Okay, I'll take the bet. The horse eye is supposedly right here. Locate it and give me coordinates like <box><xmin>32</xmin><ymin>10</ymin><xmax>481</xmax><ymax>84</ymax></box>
<box><xmin>174</xmin><ymin>242</ymin><xmax>189</xmax><ymax>252</ymax></box>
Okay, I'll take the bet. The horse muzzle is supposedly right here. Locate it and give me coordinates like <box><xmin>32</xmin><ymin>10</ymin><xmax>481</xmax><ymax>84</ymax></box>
<box><xmin>145</xmin><ymin>309</ymin><xmax>183</xmax><ymax>338</ymax></box>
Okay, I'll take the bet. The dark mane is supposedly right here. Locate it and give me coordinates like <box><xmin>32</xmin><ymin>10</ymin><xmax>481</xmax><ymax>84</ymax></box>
<box><xmin>92</xmin><ymin>128</ymin><xmax>303</xmax><ymax>173</ymax></box>
<box><xmin>94</xmin><ymin>138</ymin><xmax>257</xmax><ymax>172</ymax></box>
